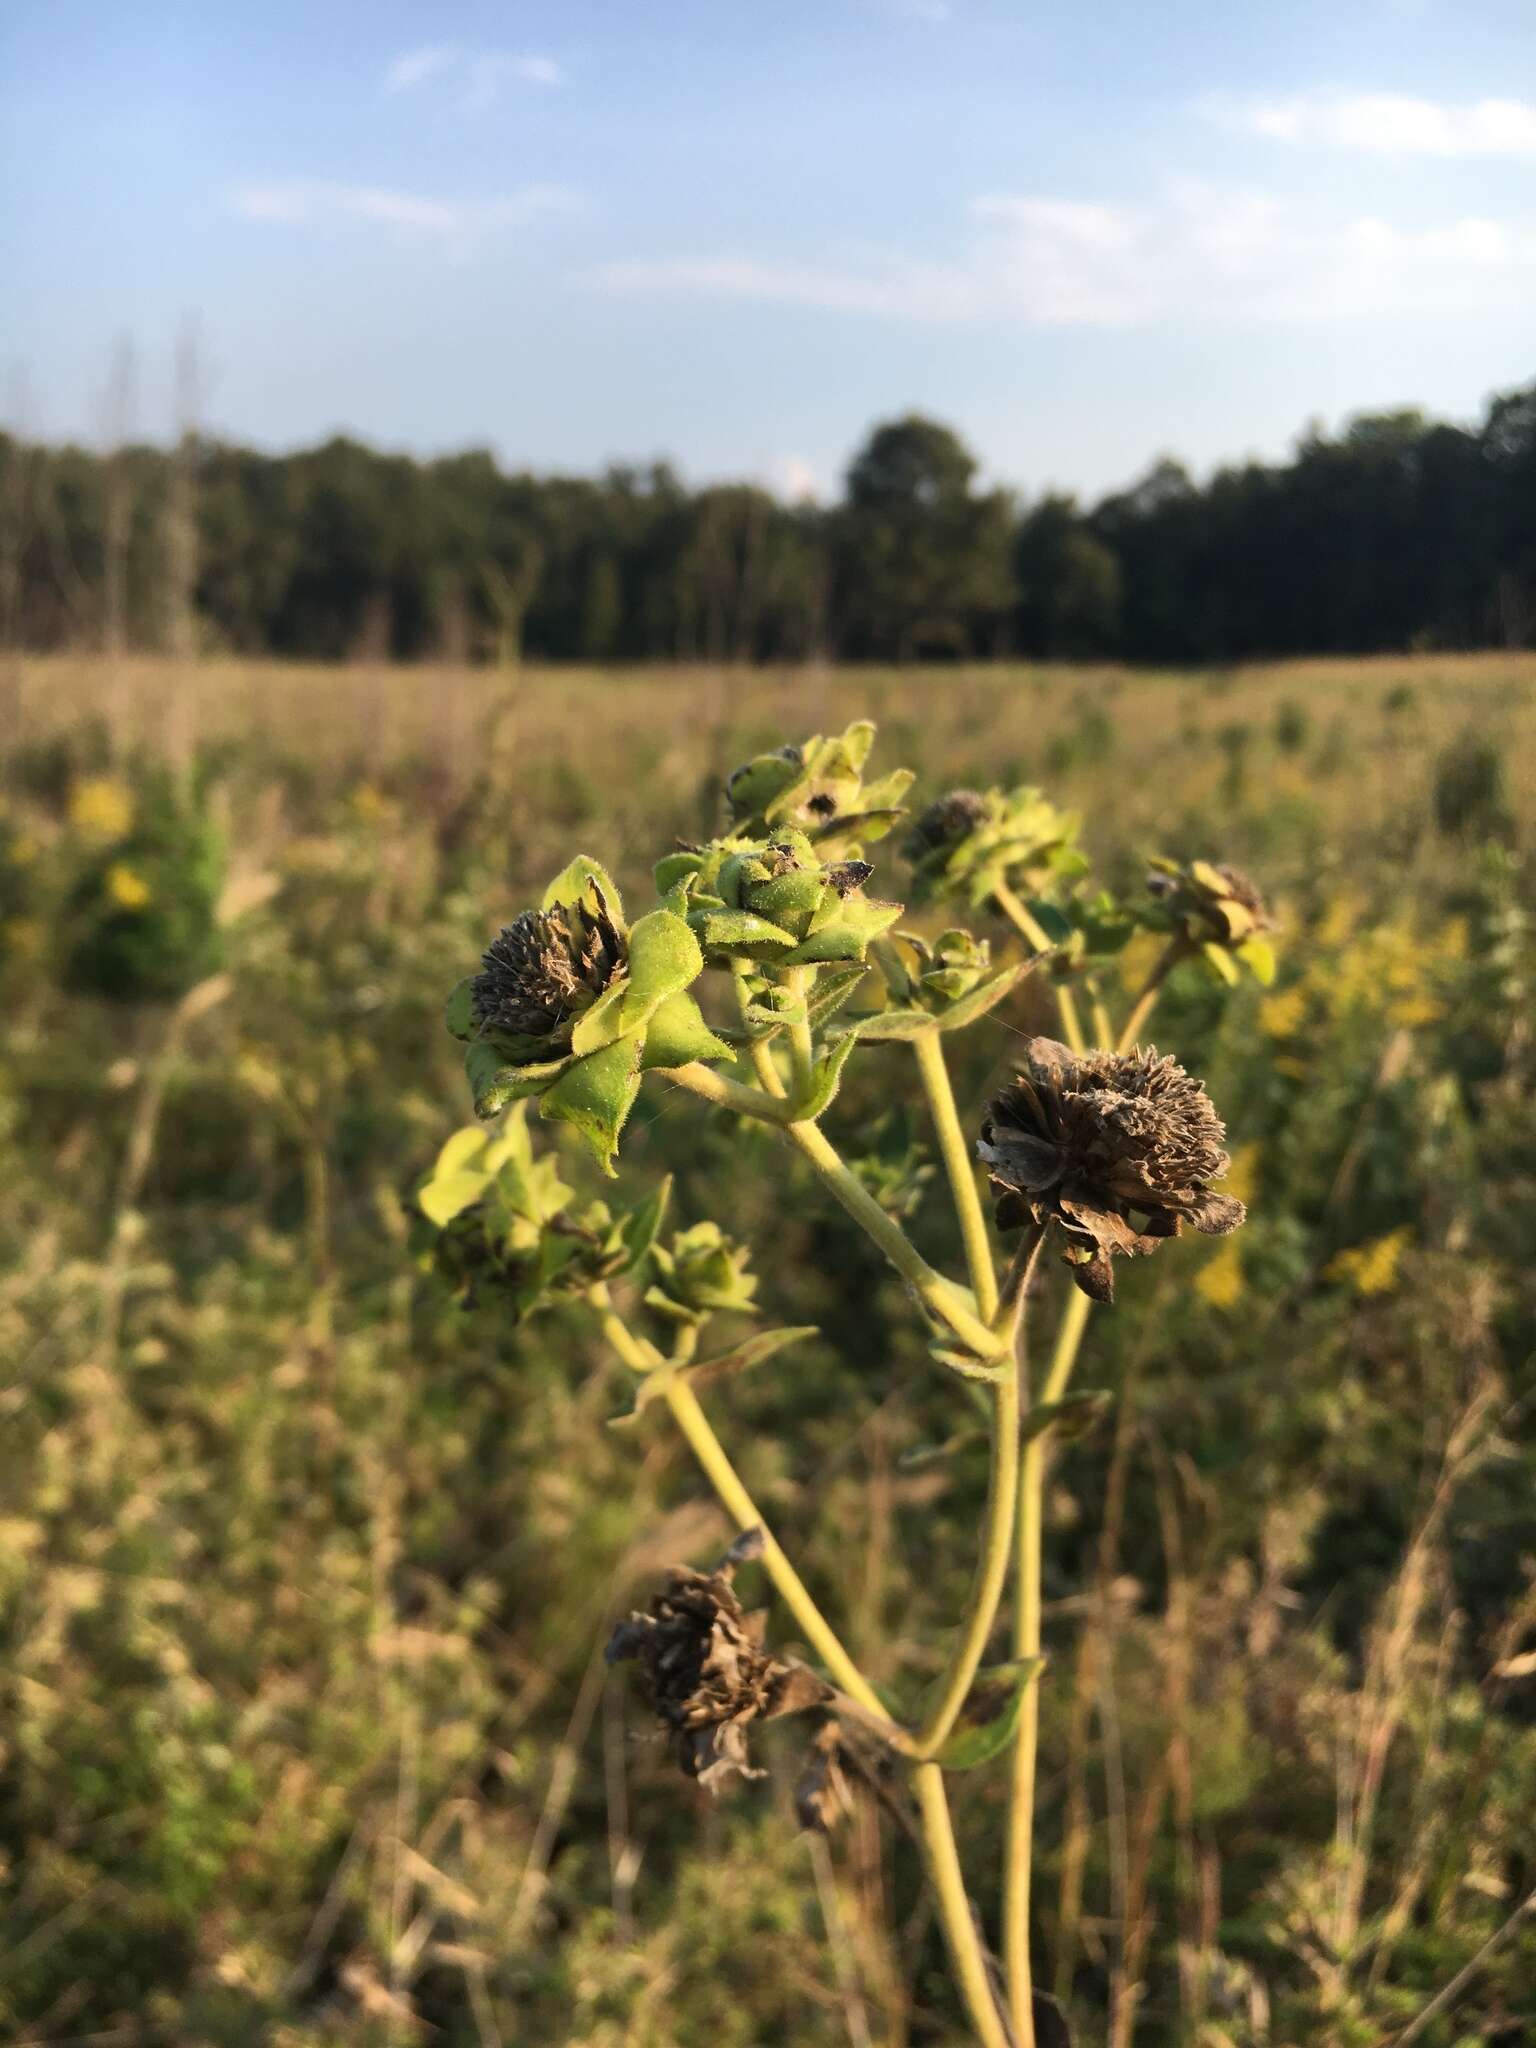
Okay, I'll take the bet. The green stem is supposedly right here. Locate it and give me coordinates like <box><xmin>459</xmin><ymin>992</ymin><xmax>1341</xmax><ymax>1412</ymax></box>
<box><xmin>593</xmin><ymin>1284</ymin><xmax>902</xmax><ymax>1742</ymax></box>
<box><xmin>732</xmin><ymin>966</ymin><xmax>789</xmax><ymax>1099</ymax></box>
<box><xmin>665</xmin><ymin>1061</ymin><xmax>1001</xmax><ymax>1359</ymax></box>
<box><xmin>914</xmin><ymin>1228</ymin><xmax>1042</xmax><ymax>1759</ymax></box>
<box><xmin>914</xmin><ymin>1763</ymin><xmax>1012</xmax><ymax>2048</ymax></box>
<box><xmin>1004</xmin><ymin>1279</ymin><xmax>1093</xmax><ymax>2045</ymax></box>
<box><xmin>783</xmin><ymin>964</ymin><xmax>816</xmax><ymax>1099</ymax></box>
<box><xmin>785</xmin><ymin>1117</ymin><xmax>1002</xmax><ymax>1360</ymax></box>
<box><xmin>1116</xmin><ymin>937</ymin><xmax>1186</xmax><ymax>1054</ymax></box>
<box><xmin>993</xmin><ymin>880</ymin><xmax>1086</xmax><ymax>1055</ymax></box>
<box><xmin>661</xmin><ymin>1373</ymin><xmax>903</xmax><ymax>1740</ymax></box>
<box><xmin>913</xmin><ymin>1029</ymin><xmax>998</xmax><ymax>1323</ymax></box>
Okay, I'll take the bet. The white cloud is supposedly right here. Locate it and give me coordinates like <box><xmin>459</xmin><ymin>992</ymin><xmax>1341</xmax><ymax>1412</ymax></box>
<box><xmin>1205</xmin><ymin>88</ymin><xmax>1536</xmax><ymax>159</ymax></box>
<box><xmin>383</xmin><ymin>44</ymin><xmax>563</xmax><ymax>109</ymax></box>
<box><xmin>584</xmin><ymin>182</ymin><xmax>1536</xmax><ymax>328</ymax></box>
<box><xmin>231</xmin><ymin>180</ymin><xmax>584</xmax><ymax>257</ymax></box>
<box><xmin>384</xmin><ymin>44</ymin><xmax>460</xmax><ymax>95</ymax></box>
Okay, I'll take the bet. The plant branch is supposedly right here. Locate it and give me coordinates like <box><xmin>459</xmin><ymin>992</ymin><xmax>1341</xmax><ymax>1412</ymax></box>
<box><xmin>993</xmin><ymin>879</ymin><xmax>1086</xmax><ymax>1053</ymax></box>
<box><xmin>913</xmin><ymin>1028</ymin><xmax>999</xmax><ymax>1323</ymax></box>
<box><xmin>1116</xmin><ymin>936</ymin><xmax>1188</xmax><ymax>1054</ymax></box>
<box><xmin>913</xmin><ymin>1763</ymin><xmax>1012</xmax><ymax>2048</ymax></box>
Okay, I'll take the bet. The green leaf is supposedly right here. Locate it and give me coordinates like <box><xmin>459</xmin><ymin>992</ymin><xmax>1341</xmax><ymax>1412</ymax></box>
<box><xmin>620</xmin><ymin>1176</ymin><xmax>672</xmax><ymax>1272</ymax></box>
<box><xmin>805</xmin><ymin>962</ymin><xmax>869</xmax><ymax>1029</ymax></box>
<box><xmin>779</xmin><ymin>896</ymin><xmax>903</xmax><ymax>967</ymax></box>
<box><xmin>840</xmin><ymin>1008</ymin><xmax>935</xmax><ymax>1042</ymax></box>
<box><xmin>538</xmin><ymin>1034</ymin><xmax>643</xmax><ymax>1174</ymax></box>
<box><xmin>936</xmin><ymin>1658</ymin><xmax>1048</xmax><ymax>1771</ymax></box>
<box><xmin>465</xmin><ymin>1041</ymin><xmax>567</xmax><ymax>1119</ymax></box>
<box><xmin>790</xmin><ymin>1032</ymin><xmax>857</xmax><ymax>1121</ymax></box>
<box><xmin>1237</xmin><ymin>935</ymin><xmax>1277</xmax><ymax>986</ymax></box>
<box><xmin>1201</xmin><ymin>940</ymin><xmax>1242</xmax><ymax>986</ymax></box>
<box><xmin>620</xmin><ymin>905</ymin><xmax>704</xmax><ymax>1030</ymax></box>
<box><xmin>417</xmin><ymin>1168</ymin><xmax>491</xmax><ymax>1228</ymax></box>
<box><xmin>570</xmin><ymin>980</ymin><xmax>631</xmax><ymax>1055</ymax></box>
<box><xmin>542</xmin><ymin>855</ymin><xmax>624</xmax><ymax>925</ymax></box>
<box><xmin>897</xmin><ymin>1427</ymin><xmax>987</xmax><ymax>1472</ymax></box>
<box><xmin>1019</xmin><ymin>1390</ymin><xmax>1113</xmax><ymax>1445</ymax></box>
<box><xmin>689</xmin><ymin>906</ymin><xmax>798</xmax><ymax>956</ymax></box>
<box><xmin>930</xmin><ymin>1345</ymin><xmax>1012</xmax><ymax>1385</ymax></box>
<box><xmin>640</xmin><ymin>988</ymin><xmax>735</xmax><ymax>1069</ymax></box>
<box><xmin>610</xmin><ymin>1326</ymin><xmax>819</xmax><ymax>1427</ymax></box>
<box><xmin>654</xmin><ymin>850</ymin><xmax>706</xmax><ymax>894</ymax></box>
<box><xmin>1023</xmin><ymin>899</ymin><xmax>1073</xmax><ymax>945</ymax></box>
<box><xmin>445</xmin><ymin>977</ymin><xmax>478</xmax><ymax>1042</ymax></box>
<box><xmin>431</xmin><ymin>1125</ymin><xmax>490</xmax><ymax>1178</ymax></box>
<box><xmin>936</xmin><ymin>961</ymin><xmax>1030</xmax><ymax>1033</ymax></box>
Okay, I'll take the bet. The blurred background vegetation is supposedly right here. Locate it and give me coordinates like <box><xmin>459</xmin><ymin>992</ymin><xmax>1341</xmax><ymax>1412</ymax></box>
<box><xmin>2</xmin><ymin>652</ymin><xmax>1535</xmax><ymax>2043</ymax></box>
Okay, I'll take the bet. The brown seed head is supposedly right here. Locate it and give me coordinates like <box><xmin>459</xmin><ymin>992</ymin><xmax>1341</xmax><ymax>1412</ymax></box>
<box><xmin>978</xmin><ymin>1037</ymin><xmax>1245</xmax><ymax>1301</ymax></box>
<box><xmin>903</xmin><ymin>789</ymin><xmax>987</xmax><ymax>862</ymax></box>
<box><xmin>470</xmin><ymin>899</ymin><xmax>624</xmax><ymax>1052</ymax></box>
<box><xmin>607</xmin><ymin>1558</ymin><xmax>826</xmax><ymax>1792</ymax></box>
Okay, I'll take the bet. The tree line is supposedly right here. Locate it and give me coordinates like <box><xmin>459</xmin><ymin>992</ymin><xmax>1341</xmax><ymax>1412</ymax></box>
<box><xmin>1</xmin><ymin>384</ymin><xmax>1531</xmax><ymax>665</ymax></box>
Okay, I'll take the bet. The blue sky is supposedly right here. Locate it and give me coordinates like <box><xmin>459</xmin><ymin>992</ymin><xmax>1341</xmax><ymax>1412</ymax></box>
<box><xmin>2</xmin><ymin>0</ymin><xmax>1533</xmax><ymax>501</ymax></box>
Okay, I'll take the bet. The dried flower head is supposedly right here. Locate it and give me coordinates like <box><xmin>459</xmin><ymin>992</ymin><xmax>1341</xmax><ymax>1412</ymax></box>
<box><xmin>471</xmin><ymin>899</ymin><xmax>624</xmax><ymax>1055</ymax></box>
<box><xmin>978</xmin><ymin>1037</ymin><xmax>1246</xmax><ymax>1301</ymax></box>
<box><xmin>902</xmin><ymin>789</ymin><xmax>987</xmax><ymax>863</ymax></box>
<box><xmin>903</xmin><ymin>784</ymin><xmax>1084</xmax><ymax>909</ymax></box>
<box><xmin>607</xmin><ymin>1549</ymin><xmax>827</xmax><ymax>1792</ymax></box>
<box><xmin>1145</xmin><ymin>856</ymin><xmax>1275</xmax><ymax>946</ymax></box>
<box><xmin>795</xmin><ymin>1721</ymin><xmax>856</xmax><ymax>1833</ymax></box>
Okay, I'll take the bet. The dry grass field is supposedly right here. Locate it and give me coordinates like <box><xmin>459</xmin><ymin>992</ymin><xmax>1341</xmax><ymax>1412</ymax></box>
<box><xmin>2</xmin><ymin>650</ymin><xmax>1535</xmax><ymax>2046</ymax></box>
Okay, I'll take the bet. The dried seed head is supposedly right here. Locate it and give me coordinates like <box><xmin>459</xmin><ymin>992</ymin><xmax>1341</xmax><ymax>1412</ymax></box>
<box><xmin>795</xmin><ymin>1721</ymin><xmax>855</xmax><ymax>1833</ymax></box>
<box><xmin>470</xmin><ymin>899</ymin><xmax>624</xmax><ymax>1053</ymax></box>
<box><xmin>607</xmin><ymin>1558</ymin><xmax>827</xmax><ymax>1793</ymax></box>
<box><xmin>979</xmin><ymin>1037</ymin><xmax>1245</xmax><ymax>1302</ymax></box>
<box><xmin>903</xmin><ymin>789</ymin><xmax>987</xmax><ymax>862</ymax></box>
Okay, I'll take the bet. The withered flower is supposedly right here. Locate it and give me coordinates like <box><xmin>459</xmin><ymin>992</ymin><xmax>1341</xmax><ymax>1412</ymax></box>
<box><xmin>978</xmin><ymin>1037</ymin><xmax>1245</xmax><ymax>1302</ymax></box>
<box><xmin>902</xmin><ymin>789</ymin><xmax>987</xmax><ymax>863</ymax></box>
<box><xmin>795</xmin><ymin>1720</ymin><xmax>855</xmax><ymax>1833</ymax></box>
<box><xmin>607</xmin><ymin>1550</ymin><xmax>827</xmax><ymax>1792</ymax></box>
<box><xmin>471</xmin><ymin>898</ymin><xmax>624</xmax><ymax>1056</ymax></box>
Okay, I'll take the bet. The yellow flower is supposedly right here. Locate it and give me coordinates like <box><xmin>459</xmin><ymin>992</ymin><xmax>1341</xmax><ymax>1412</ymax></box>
<box><xmin>1197</xmin><ymin>1238</ymin><xmax>1245</xmax><ymax>1309</ymax></box>
<box><xmin>1259</xmin><ymin>987</ymin><xmax>1308</xmax><ymax>1039</ymax></box>
<box><xmin>1326</xmin><ymin>1227</ymin><xmax>1412</xmax><ymax>1297</ymax></box>
<box><xmin>106</xmin><ymin>862</ymin><xmax>152</xmax><ymax>910</ymax></box>
<box><xmin>70</xmin><ymin>776</ymin><xmax>135</xmax><ymax>841</ymax></box>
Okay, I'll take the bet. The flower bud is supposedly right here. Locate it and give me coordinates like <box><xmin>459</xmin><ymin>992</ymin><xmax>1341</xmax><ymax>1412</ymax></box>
<box><xmin>903</xmin><ymin>785</ymin><xmax>1083</xmax><ymax>909</ymax></box>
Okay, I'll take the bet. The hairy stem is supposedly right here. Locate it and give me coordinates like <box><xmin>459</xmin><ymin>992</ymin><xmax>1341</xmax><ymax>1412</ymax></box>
<box><xmin>1005</xmin><ymin>1278</ymin><xmax>1094</xmax><ymax>2042</ymax></box>
<box><xmin>661</xmin><ymin>1374</ymin><xmax>903</xmax><ymax>1738</ymax></box>
<box><xmin>667</xmin><ymin>1062</ymin><xmax>1001</xmax><ymax>1358</ymax></box>
<box><xmin>913</xmin><ymin>1028</ymin><xmax>999</xmax><ymax>1323</ymax></box>
<box><xmin>785</xmin><ymin>1116</ymin><xmax>1001</xmax><ymax>1360</ymax></box>
<box><xmin>593</xmin><ymin>1284</ymin><xmax>901</xmax><ymax>1740</ymax></box>
<box><xmin>913</xmin><ymin>1763</ymin><xmax>1011</xmax><ymax>2048</ymax></box>
<box><xmin>783</xmin><ymin>964</ymin><xmax>816</xmax><ymax>1100</ymax></box>
<box><xmin>993</xmin><ymin>880</ymin><xmax>1086</xmax><ymax>1054</ymax></box>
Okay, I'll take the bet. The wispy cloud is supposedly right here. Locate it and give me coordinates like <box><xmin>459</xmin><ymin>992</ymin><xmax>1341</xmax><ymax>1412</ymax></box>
<box><xmin>384</xmin><ymin>44</ymin><xmax>461</xmax><ymax>95</ymax></box>
<box><xmin>1204</xmin><ymin>88</ymin><xmax>1536</xmax><ymax>159</ymax></box>
<box><xmin>584</xmin><ymin>182</ymin><xmax>1536</xmax><ymax>328</ymax></box>
<box><xmin>231</xmin><ymin>180</ymin><xmax>584</xmax><ymax>258</ymax></box>
<box><xmin>383</xmin><ymin>44</ymin><xmax>564</xmax><ymax>110</ymax></box>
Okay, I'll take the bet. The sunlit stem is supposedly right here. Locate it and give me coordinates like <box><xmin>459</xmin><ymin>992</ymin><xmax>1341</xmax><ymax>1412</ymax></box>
<box><xmin>664</xmin><ymin>1064</ymin><xmax>1003</xmax><ymax>1360</ymax></box>
<box><xmin>913</xmin><ymin>1028</ymin><xmax>998</xmax><ymax>1322</ymax></box>
<box><xmin>914</xmin><ymin>1763</ymin><xmax>1012</xmax><ymax>2048</ymax></box>
<box><xmin>591</xmin><ymin>1285</ymin><xmax>903</xmax><ymax>1743</ymax></box>
<box><xmin>1116</xmin><ymin>936</ymin><xmax>1188</xmax><ymax>1054</ymax></box>
<box><xmin>1005</xmin><ymin>1277</ymin><xmax>1094</xmax><ymax>2045</ymax></box>
<box><xmin>993</xmin><ymin>879</ymin><xmax>1086</xmax><ymax>1054</ymax></box>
